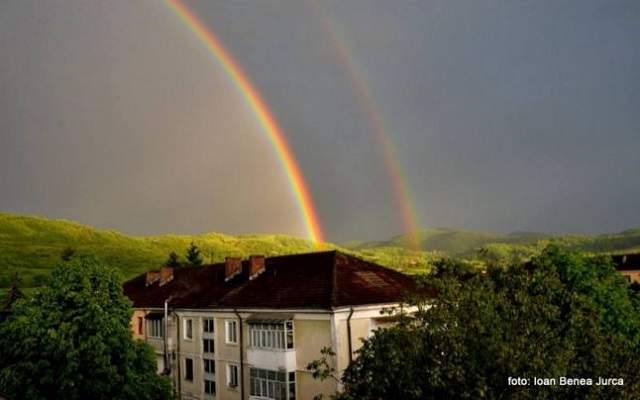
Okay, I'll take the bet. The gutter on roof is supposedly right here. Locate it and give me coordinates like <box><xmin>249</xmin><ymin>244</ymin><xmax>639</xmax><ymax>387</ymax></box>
<box><xmin>137</xmin><ymin>307</ymin><xmax>334</xmax><ymax>313</ymax></box>
<box><xmin>246</xmin><ymin>312</ymin><xmax>294</xmax><ymax>323</ymax></box>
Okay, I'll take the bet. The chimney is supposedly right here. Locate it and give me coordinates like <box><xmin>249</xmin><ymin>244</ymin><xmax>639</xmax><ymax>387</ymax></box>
<box><xmin>159</xmin><ymin>266</ymin><xmax>174</xmax><ymax>286</ymax></box>
<box><xmin>225</xmin><ymin>257</ymin><xmax>242</xmax><ymax>281</ymax></box>
<box><xmin>248</xmin><ymin>255</ymin><xmax>266</xmax><ymax>280</ymax></box>
<box><xmin>145</xmin><ymin>271</ymin><xmax>160</xmax><ymax>286</ymax></box>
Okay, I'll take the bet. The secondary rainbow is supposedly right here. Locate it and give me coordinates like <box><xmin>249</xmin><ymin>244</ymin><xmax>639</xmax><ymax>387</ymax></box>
<box><xmin>164</xmin><ymin>0</ymin><xmax>324</xmax><ymax>243</ymax></box>
<box><xmin>313</xmin><ymin>4</ymin><xmax>422</xmax><ymax>250</ymax></box>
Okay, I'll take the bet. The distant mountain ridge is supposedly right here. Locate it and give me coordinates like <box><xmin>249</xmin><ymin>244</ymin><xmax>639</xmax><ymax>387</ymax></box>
<box><xmin>345</xmin><ymin>227</ymin><xmax>640</xmax><ymax>256</ymax></box>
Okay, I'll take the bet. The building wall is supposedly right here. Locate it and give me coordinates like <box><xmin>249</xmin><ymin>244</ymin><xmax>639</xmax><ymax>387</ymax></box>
<box><xmin>131</xmin><ymin>310</ymin><xmax>145</xmax><ymax>340</ymax></box>
<box><xmin>293</xmin><ymin>318</ymin><xmax>336</xmax><ymax>399</ymax></box>
<box><xmin>133</xmin><ymin>306</ymin><xmax>397</xmax><ymax>400</ymax></box>
<box><xmin>130</xmin><ymin>309</ymin><xmax>174</xmax><ymax>374</ymax></box>
<box><xmin>619</xmin><ymin>269</ymin><xmax>640</xmax><ymax>284</ymax></box>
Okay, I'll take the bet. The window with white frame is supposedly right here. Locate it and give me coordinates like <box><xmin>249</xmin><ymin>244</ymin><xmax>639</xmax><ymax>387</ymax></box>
<box><xmin>204</xmin><ymin>379</ymin><xmax>216</xmax><ymax>395</ymax></box>
<box><xmin>185</xmin><ymin>357</ymin><xmax>194</xmax><ymax>382</ymax></box>
<box><xmin>225</xmin><ymin>320</ymin><xmax>238</xmax><ymax>344</ymax></box>
<box><xmin>204</xmin><ymin>358</ymin><xmax>215</xmax><ymax>374</ymax></box>
<box><xmin>227</xmin><ymin>364</ymin><xmax>239</xmax><ymax>388</ymax></box>
<box><xmin>249</xmin><ymin>321</ymin><xmax>294</xmax><ymax>350</ymax></box>
<box><xmin>147</xmin><ymin>318</ymin><xmax>164</xmax><ymax>338</ymax></box>
<box><xmin>288</xmin><ymin>371</ymin><xmax>296</xmax><ymax>399</ymax></box>
<box><xmin>203</xmin><ymin>358</ymin><xmax>215</xmax><ymax>396</ymax></box>
<box><xmin>203</xmin><ymin>338</ymin><xmax>214</xmax><ymax>354</ymax></box>
<box><xmin>249</xmin><ymin>368</ymin><xmax>296</xmax><ymax>400</ymax></box>
<box><xmin>203</xmin><ymin>318</ymin><xmax>215</xmax><ymax>334</ymax></box>
<box><xmin>184</xmin><ymin>318</ymin><xmax>193</xmax><ymax>340</ymax></box>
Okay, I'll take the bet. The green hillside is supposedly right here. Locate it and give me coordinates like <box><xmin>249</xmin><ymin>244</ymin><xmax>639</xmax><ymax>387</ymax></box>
<box><xmin>3</xmin><ymin>212</ymin><xmax>639</xmax><ymax>294</ymax></box>
<box><xmin>0</xmin><ymin>212</ymin><xmax>433</xmax><ymax>292</ymax></box>
<box><xmin>0</xmin><ymin>212</ymin><xmax>328</xmax><ymax>289</ymax></box>
<box><xmin>347</xmin><ymin>227</ymin><xmax>640</xmax><ymax>257</ymax></box>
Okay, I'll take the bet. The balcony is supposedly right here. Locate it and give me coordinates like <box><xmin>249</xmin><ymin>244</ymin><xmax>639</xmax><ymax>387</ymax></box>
<box><xmin>247</xmin><ymin>347</ymin><xmax>296</xmax><ymax>371</ymax></box>
<box><xmin>246</xmin><ymin>313</ymin><xmax>296</xmax><ymax>370</ymax></box>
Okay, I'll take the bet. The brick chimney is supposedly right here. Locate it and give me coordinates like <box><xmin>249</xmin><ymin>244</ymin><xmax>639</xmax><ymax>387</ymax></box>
<box><xmin>145</xmin><ymin>271</ymin><xmax>160</xmax><ymax>286</ymax></box>
<box><xmin>159</xmin><ymin>266</ymin><xmax>174</xmax><ymax>286</ymax></box>
<box><xmin>248</xmin><ymin>255</ymin><xmax>266</xmax><ymax>280</ymax></box>
<box><xmin>225</xmin><ymin>257</ymin><xmax>242</xmax><ymax>281</ymax></box>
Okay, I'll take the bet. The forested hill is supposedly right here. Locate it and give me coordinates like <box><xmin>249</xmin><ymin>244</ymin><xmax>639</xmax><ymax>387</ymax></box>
<box><xmin>346</xmin><ymin>227</ymin><xmax>640</xmax><ymax>256</ymax></box>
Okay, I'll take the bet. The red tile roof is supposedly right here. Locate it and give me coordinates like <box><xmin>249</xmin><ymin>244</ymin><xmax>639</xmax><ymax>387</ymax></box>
<box><xmin>612</xmin><ymin>253</ymin><xmax>640</xmax><ymax>271</ymax></box>
<box><xmin>123</xmin><ymin>251</ymin><xmax>431</xmax><ymax>310</ymax></box>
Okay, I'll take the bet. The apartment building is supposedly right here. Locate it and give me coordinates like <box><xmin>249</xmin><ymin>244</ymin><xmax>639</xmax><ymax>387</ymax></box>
<box><xmin>123</xmin><ymin>251</ymin><xmax>427</xmax><ymax>400</ymax></box>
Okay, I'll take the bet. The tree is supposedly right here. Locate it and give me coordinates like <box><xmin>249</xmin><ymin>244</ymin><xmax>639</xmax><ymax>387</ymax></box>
<box><xmin>166</xmin><ymin>251</ymin><xmax>181</xmax><ymax>268</ymax></box>
<box><xmin>332</xmin><ymin>246</ymin><xmax>640</xmax><ymax>399</ymax></box>
<box><xmin>0</xmin><ymin>273</ymin><xmax>23</xmax><ymax>322</ymax></box>
<box><xmin>185</xmin><ymin>242</ymin><xmax>203</xmax><ymax>266</ymax></box>
<box><xmin>0</xmin><ymin>257</ymin><xmax>173</xmax><ymax>400</ymax></box>
<box><xmin>61</xmin><ymin>246</ymin><xmax>76</xmax><ymax>261</ymax></box>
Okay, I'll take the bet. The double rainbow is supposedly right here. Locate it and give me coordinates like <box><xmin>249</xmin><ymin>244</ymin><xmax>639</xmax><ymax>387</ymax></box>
<box><xmin>164</xmin><ymin>0</ymin><xmax>324</xmax><ymax>243</ymax></box>
<box><xmin>312</xmin><ymin>4</ymin><xmax>422</xmax><ymax>250</ymax></box>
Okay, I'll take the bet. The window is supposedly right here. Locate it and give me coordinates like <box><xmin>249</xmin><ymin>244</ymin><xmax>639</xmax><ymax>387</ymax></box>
<box><xmin>204</xmin><ymin>379</ymin><xmax>216</xmax><ymax>395</ymax></box>
<box><xmin>203</xmin><ymin>318</ymin><xmax>215</xmax><ymax>334</ymax></box>
<box><xmin>184</xmin><ymin>318</ymin><xmax>193</xmax><ymax>340</ymax></box>
<box><xmin>203</xmin><ymin>358</ymin><xmax>215</xmax><ymax>396</ymax></box>
<box><xmin>225</xmin><ymin>320</ymin><xmax>238</xmax><ymax>344</ymax></box>
<box><xmin>204</xmin><ymin>358</ymin><xmax>215</xmax><ymax>374</ymax></box>
<box><xmin>250</xmin><ymin>368</ymin><xmax>295</xmax><ymax>400</ymax></box>
<box><xmin>249</xmin><ymin>321</ymin><xmax>294</xmax><ymax>350</ymax></box>
<box><xmin>227</xmin><ymin>364</ymin><xmax>239</xmax><ymax>388</ymax></box>
<box><xmin>185</xmin><ymin>358</ymin><xmax>194</xmax><ymax>381</ymax></box>
<box><xmin>286</xmin><ymin>321</ymin><xmax>294</xmax><ymax>349</ymax></box>
<box><xmin>288</xmin><ymin>372</ymin><xmax>296</xmax><ymax>400</ymax></box>
<box><xmin>137</xmin><ymin>317</ymin><xmax>143</xmax><ymax>335</ymax></box>
<box><xmin>147</xmin><ymin>318</ymin><xmax>164</xmax><ymax>338</ymax></box>
<box><xmin>203</xmin><ymin>338</ymin><xmax>214</xmax><ymax>354</ymax></box>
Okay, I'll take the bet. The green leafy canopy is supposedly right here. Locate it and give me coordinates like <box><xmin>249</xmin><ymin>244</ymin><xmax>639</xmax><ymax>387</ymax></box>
<box><xmin>0</xmin><ymin>257</ymin><xmax>173</xmax><ymax>400</ymax></box>
<box><xmin>334</xmin><ymin>246</ymin><xmax>640</xmax><ymax>400</ymax></box>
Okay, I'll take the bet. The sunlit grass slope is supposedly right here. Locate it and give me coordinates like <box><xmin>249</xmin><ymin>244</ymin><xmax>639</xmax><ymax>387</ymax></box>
<box><xmin>0</xmin><ymin>212</ymin><xmax>434</xmax><ymax>292</ymax></box>
<box><xmin>349</xmin><ymin>227</ymin><xmax>640</xmax><ymax>257</ymax></box>
<box><xmin>0</xmin><ymin>212</ymin><xmax>326</xmax><ymax>288</ymax></box>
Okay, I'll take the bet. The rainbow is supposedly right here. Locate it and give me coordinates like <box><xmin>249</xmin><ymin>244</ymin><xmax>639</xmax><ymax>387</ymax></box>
<box><xmin>313</xmin><ymin>5</ymin><xmax>422</xmax><ymax>250</ymax></box>
<box><xmin>163</xmin><ymin>0</ymin><xmax>324</xmax><ymax>243</ymax></box>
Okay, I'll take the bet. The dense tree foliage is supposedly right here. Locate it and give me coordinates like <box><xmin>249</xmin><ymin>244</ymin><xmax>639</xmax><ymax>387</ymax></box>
<box><xmin>0</xmin><ymin>257</ymin><xmax>173</xmax><ymax>400</ymax></box>
<box><xmin>336</xmin><ymin>247</ymin><xmax>640</xmax><ymax>399</ymax></box>
<box><xmin>0</xmin><ymin>273</ymin><xmax>23</xmax><ymax>322</ymax></box>
<box><xmin>166</xmin><ymin>251</ymin><xmax>182</xmax><ymax>268</ymax></box>
<box><xmin>186</xmin><ymin>242</ymin><xmax>203</xmax><ymax>266</ymax></box>
<box><xmin>60</xmin><ymin>246</ymin><xmax>76</xmax><ymax>261</ymax></box>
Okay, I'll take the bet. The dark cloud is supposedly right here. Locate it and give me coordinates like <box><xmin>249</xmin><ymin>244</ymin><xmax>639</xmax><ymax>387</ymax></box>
<box><xmin>1</xmin><ymin>0</ymin><xmax>638</xmax><ymax>241</ymax></box>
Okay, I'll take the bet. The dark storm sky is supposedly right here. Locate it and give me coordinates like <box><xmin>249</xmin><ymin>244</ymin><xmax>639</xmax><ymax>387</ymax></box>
<box><xmin>1</xmin><ymin>0</ymin><xmax>639</xmax><ymax>242</ymax></box>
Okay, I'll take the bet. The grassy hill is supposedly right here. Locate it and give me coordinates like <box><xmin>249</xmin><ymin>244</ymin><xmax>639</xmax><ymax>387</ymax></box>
<box><xmin>347</xmin><ymin>227</ymin><xmax>640</xmax><ymax>257</ymax></box>
<box><xmin>0</xmin><ymin>212</ymin><xmax>434</xmax><ymax>293</ymax></box>
<box><xmin>3</xmin><ymin>212</ymin><xmax>639</xmax><ymax>295</ymax></box>
<box><xmin>0</xmin><ymin>212</ymin><xmax>329</xmax><ymax>289</ymax></box>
